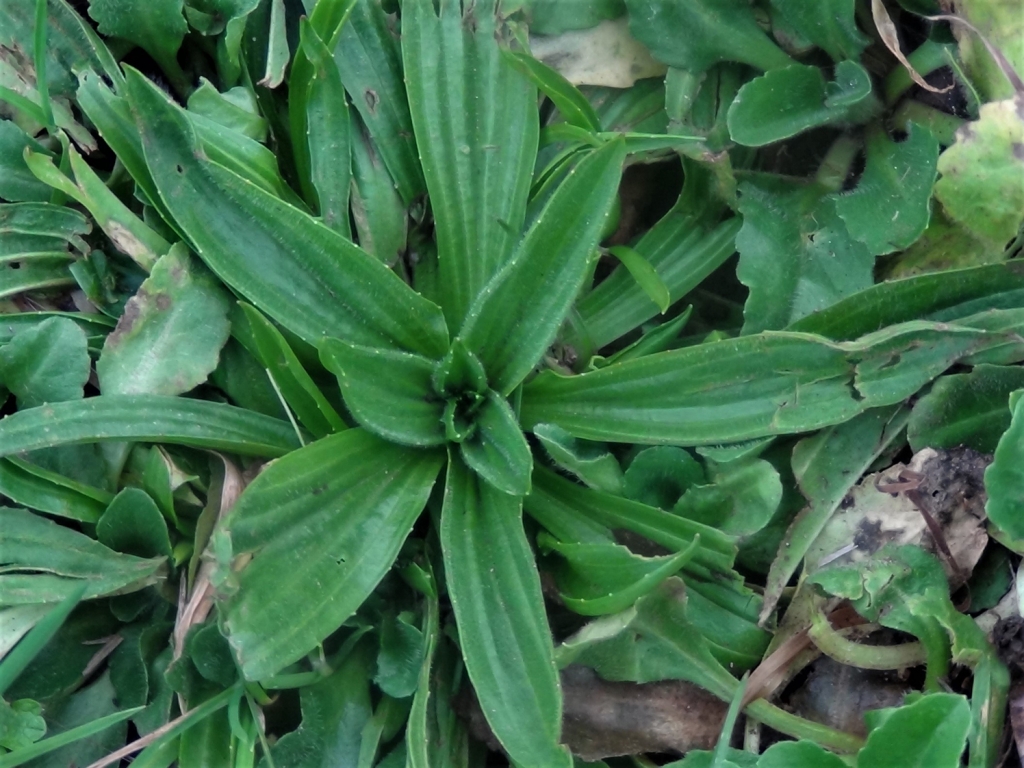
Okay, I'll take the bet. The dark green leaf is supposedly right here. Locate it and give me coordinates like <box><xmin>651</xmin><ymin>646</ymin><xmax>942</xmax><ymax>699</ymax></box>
<box><xmin>124</xmin><ymin>67</ymin><xmax>449</xmax><ymax>358</ymax></box>
<box><xmin>299</xmin><ymin>19</ymin><xmax>352</xmax><ymax>238</ymax></box>
<box><xmin>757</xmin><ymin>740</ymin><xmax>847</xmax><ymax>768</ymax></box>
<box><xmin>622</xmin><ymin>446</ymin><xmax>704</xmax><ymax>510</ymax></box>
<box><xmin>727</xmin><ymin>61</ymin><xmax>874</xmax><ymax>147</ymax></box>
<box><xmin>375</xmin><ymin>614</ymin><xmax>424</xmax><ymax>699</ymax></box>
<box><xmin>215</xmin><ymin>429</ymin><xmax>442</xmax><ymax>679</ymax></box>
<box><xmin>521</xmin><ymin>0</ymin><xmax>624</xmax><ymax>35</ymax></box>
<box><xmin>88</xmin><ymin>0</ymin><xmax>187</xmax><ymax>85</ymax></box>
<box><xmin>835</xmin><ymin>124</ymin><xmax>939</xmax><ymax>255</ymax></box>
<box><xmin>0</xmin><ymin>584</ymin><xmax>85</xmax><ymax>697</ymax></box>
<box><xmin>319</xmin><ymin>337</ymin><xmax>443</xmax><ymax>446</ymax></box>
<box><xmin>333</xmin><ymin>0</ymin><xmax>424</xmax><ymax>204</ymax></box>
<box><xmin>403</xmin><ymin>0</ymin><xmax>540</xmax><ymax>327</ymax></box>
<box><xmin>767</xmin><ymin>0</ymin><xmax>868</xmax><ymax>61</ymax></box>
<box><xmin>534</xmin><ymin>423</ymin><xmax>624</xmax><ymax>495</ymax></box>
<box><xmin>673</xmin><ymin>458</ymin><xmax>782</xmax><ymax>537</ymax></box>
<box><xmin>440</xmin><ymin>455</ymin><xmax>572</xmax><ymax>768</ymax></box>
<box><xmin>909</xmin><ymin>365</ymin><xmax>1024</xmax><ymax>453</ymax></box>
<box><xmin>458</xmin><ymin>390</ymin><xmax>532</xmax><ymax>496</ymax></box>
<box><xmin>186</xmin><ymin>79</ymin><xmax>267</xmax><ymax>142</ymax></box>
<box><xmin>985</xmin><ymin>390</ymin><xmax>1024</xmax><ymax>541</ymax></box>
<box><xmin>97</xmin><ymin>243</ymin><xmax>231</xmax><ymax>396</ymax></box>
<box><xmin>606</xmin><ymin>245</ymin><xmax>671</xmax><ymax>314</ymax></box>
<box><xmin>522</xmin><ymin>322</ymin><xmax>1000</xmax><ymax>444</ymax></box>
<box><xmin>96</xmin><ymin>488</ymin><xmax>172</xmax><ymax>559</ymax></box>
<box><xmin>238</xmin><ymin>303</ymin><xmax>346</xmax><ymax>439</ymax></box>
<box><xmin>624</xmin><ymin>0</ymin><xmax>794</xmax><ymax>73</ymax></box>
<box><xmin>0</xmin><ymin>317</ymin><xmax>89</xmax><ymax>408</ymax></box>
<box><xmin>0</xmin><ymin>458</ymin><xmax>107</xmax><ymax>523</ymax></box>
<box><xmin>460</xmin><ymin>138</ymin><xmax>625</xmax><ymax>393</ymax></box>
<box><xmin>0</xmin><ymin>122</ymin><xmax>51</xmax><ymax>202</ymax></box>
<box><xmin>0</xmin><ymin>508</ymin><xmax>164</xmax><ymax>605</ymax></box>
<box><xmin>0</xmin><ymin>698</ymin><xmax>45</xmax><ymax>751</ymax></box>
<box><xmin>0</xmin><ymin>395</ymin><xmax>302</xmax><ymax>458</ymax></box>
<box><xmin>349</xmin><ymin>112</ymin><xmax>408</xmax><ymax>263</ymax></box>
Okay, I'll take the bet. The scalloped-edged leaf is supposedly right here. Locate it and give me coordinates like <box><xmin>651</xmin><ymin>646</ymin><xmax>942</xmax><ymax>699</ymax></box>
<box><xmin>622</xmin><ymin>446</ymin><xmax>704</xmax><ymax>509</ymax></box>
<box><xmin>727</xmin><ymin>61</ymin><xmax>873</xmax><ymax>147</ymax></box>
<box><xmin>736</xmin><ymin>177</ymin><xmax>875</xmax><ymax>332</ymax></box>
<box><xmin>625</xmin><ymin>0</ymin><xmax>794</xmax><ymax>73</ymax></box>
<box><xmin>767</xmin><ymin>0</ymin><xmax>868</xmax><ymax>61</ymax></box>
<box><xmin>533</xmin><ymin>423</ymin><xmax>624</xmax><ymax>495</ymax></box>
<box><xmin>319</xmin><ymin>337</ymin><xmax>443</xmax><ymax>447</ymax></box>
<box><xmin>403</xmin><ymin>0</ymin><xmax>540</xmax><ymax>328</ymax></box>
<box><xmin>216</xmin><ymin>429</ymin><xmax>443</xmax><ymax>680</ymax></box>
<box><xmin>835</xmin><ymin>124</ymin><xmax>939</xmax><ymax>255</ymax></box>
<box><xmin>0</xmin><ymin>395</ymin><xmax>302</xmax><ymax>458</ymax></box>
<box><xmin>460</xmin><ymin>138</ymin><xmax>625</xmax><ymax>393</ymax></box>
<box><xmin>440</xmin><ymin>455</ymin><xmax>572</xmax><ymax>768</ymax></box>
<box><xmin>97</xmin><ymin>244</ymin><xmax>231</xmax><ymax>396</ymax></box>
<box><xmin>0</xmin><ymin>507</ymin><xmax>165</xmax><ymax>605</ymax></box>
<box><xmin>87</xmin><ymin>0</ymin><xmax>187</xmax><ymax>85</ymax></box>
<box><xmin>123</xmin><ymin>67</ymin><xmax>449</xmax><ymax>358</ymax></box>
<box><xmin>985</xmin><ymin>390</ymin><xmax>1024</xmax><ymax>540</ymax></box>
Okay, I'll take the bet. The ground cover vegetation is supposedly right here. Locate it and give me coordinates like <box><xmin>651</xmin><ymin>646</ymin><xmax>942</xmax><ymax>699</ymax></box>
<box><xmin>0</xmin><ymin>0</ymin><xmax>1023</xmax><ymax>765</ymax></box>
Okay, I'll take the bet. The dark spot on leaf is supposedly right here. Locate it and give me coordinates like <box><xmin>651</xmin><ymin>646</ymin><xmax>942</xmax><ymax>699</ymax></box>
<box><xmin>853</xmin><ymin>518</ymin><xmax>885</xmax><ymax>553</ymax></box>
<box><xmin>155</xmin><ymin>293</ymin><xmax>171</xmax><ymax>311</ymax></box>
<box><xmin>175</xmin><ymin>164</ymin><xmax>184</xmax><ymax>174</ymax></box>
<box><xmin>8</xmin><ymin>262</ymin><xmax>19</xmax><ymax>270</ymax></box>
<box><xmin>840</xmin><ymin>493</ymin><xmax>855</xmax><ymax>510</ymax></box>
<box><xmin>311</xmin><ymin>484</ymin><xmax>327</xmax><ymax>496</ymax></box>
<box><xmin>364</xmin><ymin>89</ymin><xmax>379</xmax><ymax>114</ymax></box>
<box><xmin>1013</xmin><ymin>143</ymin><xmax>1024</xmax><ymax>162</ymax></box>
<box><xmin>106</xmin><ymin>297</ymin><xmax>143</xmax><ymax>346</ymax></box>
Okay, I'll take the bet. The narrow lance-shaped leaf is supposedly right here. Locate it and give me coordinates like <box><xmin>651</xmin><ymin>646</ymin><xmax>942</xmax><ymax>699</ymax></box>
<box><xmin>123</xmin><ymin>66</ymin><xmax>449</xmax><ymax>358</ymax></box>
<box><xmin>0</xmin><ymin>395</ymin><xmax>302</xmax><ymax>458</ymax></box>
<box><xmin>215</xmin><ymin>430</ymin><xmax>443</xmax><ymax>680</ymax></box>
<box><xmin>521</xmin><ymin>321</ymin><xmax>1001</xmax><ymax>445</ymax></box>
<box><xmin>460</xmin><ymin>138</ymin><xmax>625</xmax><ymax>394</ymax></box>
<box><xmin>440</xmin><ymin>455</ymin><xmax>573</xmax><ymax>768</ymax></box>
<box><xmin>403</xmin><ymin>0</ymin><xmax>540</xmax><ymax>328</ymax></box>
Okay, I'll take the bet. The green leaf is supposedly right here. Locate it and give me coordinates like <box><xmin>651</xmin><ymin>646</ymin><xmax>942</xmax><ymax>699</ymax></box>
<box><xmin>186</xmin><ymin>79</ymin><xmax>267</xmax><ymax>142</ymax></box>
<box><xmin>607</xmin><ymin>245</ymin><xmax>671</xmax><ymax>314</ymax></box>
<box><xmin>460</xmin><ymin>138</ymin><xmax>625</xmax><ymax>394</ymax></box>
<box><xmin>403</xmin><ymin>0</ymin><xmax>540</xmax><ymax>328</ymax></box>
<box><xmin>533</xmin><ymin>423</ymin><xmax>624</xmax><ymax>495</ymax></box>
<box><xmin>624</xmin><ymin>0</ymin><xmax>794</xmax><ymax>73</ymax></box>
<box><xmin>760</xmin><ymin>405</ymin><xmax>909</xmax><ymax>621</ymax></box>
<box><xmin>0</xmin><ymin>317</ymin><xmax>89</xmax><ymax>408</ymax></box>
<box><xmin>622</xmin><ymin>446</ymin><xmax>704</xmax><ymax>510</ymax></box>
<box><xmin>985</xmin><ymin>390</ymin><xmax>1024</xmax><ymax>541</ymax></box>
<box><xmin>87</xmin><ymin>0</ymin><xmax>187</xmax><ymax>86</ymax></box>
<box><xmin>522</xmin><ymin>322</ymin><xmax>1000</xmax><ymax>445</ymax></box>
<box><xmin>0</xmin><ymin>584</ymin><xmax>84</xmax><ymax>697</ymax></box>
<box><xmin>502</xmin><ymin>50</ymin><xmax>602</xmax><ymax>131</ymax></box>
<box><xmin>319</xmin><ymin>337</ymin><xmax>443</xmax><ymax>447</ymax></box>
<box><xmin>0</xmin><ymin>698</ymin><xmax>45</xmax><ymax>752</ymax></box>
<box><xmin>440</xmin><ymin>455</ymin><xmax>572</xmax><ymax>768</ymax></box>
<box><xmin>0</xmin><ymin>507</ymin><xmax>164</xmax><ymax>605</ymax></box>
<box><xmin>757</xmin><ymin>740</ymin><xmax>847</xmax><ymax>768</ymax></box>
<box><xmin>527</xmin><ymin>466</ymin><xmax>736</xmax><ymax>573</ymax></box>
<box><xmin>788</xmin><ymin>262</ymin><xmax>1024</xmax><ymax>340</ymax></box>
<box><xmin>375</xmin><ymin>613</ymin><xmax>424</xmax><ymax>699</ymax></box>
<box><xmin>735</xmin><ymin>179</ymin><xmax>875</xmax><ymax>332</ymax></box>
<box><xmin>299</xmin><ymin>19</ymin><xmax>352</xmax><ymax>238</ymax></box>
<box><xmin>0</xmin><ymin>122</ymin><xmax>51</xmax><ymax>202</ymax></box>
<box><xmin>521</xmin><ymin>0</ymin><xmax>624</xmax><ymax>35</ymax></box>
<box><xmin>96</xmin><ymin>488</ymin><xmax>172</xmax><ymax>559</ymax></box>
<box><xmin>333</xmin><ymin>0</ymin><xmax>424</xmax><ymax>204</ymax></box>
<box><xmin>857</xmin><ymin>694</ymin><xmax>970</xmax><ymax>768</ymax></box>
<box><xmin>934</xmin><ymin>97</ymin><xmax>1024</xmax><ymax>247</ymax></box>
<box><xmin>0</xmin><ymin>703</ymin><xmax>140</xmax><ymax>768</ymax></box>
<box><xmin>124</xmin><ymin>67</ymin><xmax>450</xmax><ymax>358</ymax></box>
<box><xmin>673</xmin><ymin>458</ymin><xmax>782</xmax><ymax>538</ymax></box>
<box><xmin>727</xmin><ymin>61</ymin><xmax>874</xmax><ymax>147</ymax></box>
<box><xmin>215</xmin><ymin>429</ymin><xmax>442</xmax><ymax>680</ymax></box>
<box><xmin>835</xmin><ymin>124</ymin><xmax>939</xmax><ymax>255</ymax></box>
<box><xmin>767</xmin><ymin>0</ymin><xmax>868</xmax><ymax>61</ymax></box>
<box><xmin>540</xmin><ymin>532</ymin><xmax>698</xmax><ymax>616</ymax></box>
<box><xmin>0</xmin><ymin>395</ymin><xmax>302</xmax><ymax>458</ymax></box>
<box><xmin>458</xmin><ymin>390</ymin><xmax>533</xmax><ymax>496</ymax></box>
<box><xmin>237</xmin><ymin>303</ymin><xmax>345</xmax><ymax>438</ymax></box>
<box><xmin>909</xmin><ymin>365</ymin><xmax>1024</xmax><ymax>453</ymax></box>
<box><xmin>96</xmin><ymin>243</ymin><xmax>231</xmax><ymax>396</ymax></box>
<box><xmin>349</xmin><ymin>112</ymin><xmax>408</xmax><ymax>263</ymax></box>
<box><xmin>0</xmin><ymin>458</ymin><xmax>108</xmax><ymax>523</ymax></box>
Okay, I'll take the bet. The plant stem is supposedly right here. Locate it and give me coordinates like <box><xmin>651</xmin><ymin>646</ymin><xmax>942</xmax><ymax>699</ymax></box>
<box><xmin>809</xmin><ymin>609</ymin><xmax>927</xmax><ymax>669</ymax></box>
